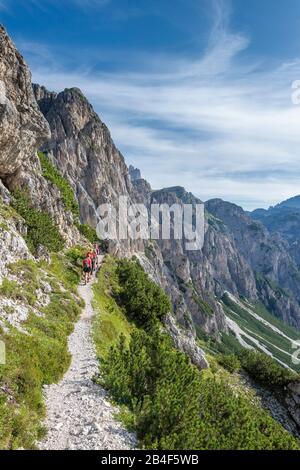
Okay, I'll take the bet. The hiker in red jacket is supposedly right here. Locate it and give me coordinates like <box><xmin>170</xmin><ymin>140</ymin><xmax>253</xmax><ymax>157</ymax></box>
<box><xmin>87</xmin><ymin>250</ymin><xmax>96</xmax><ymax>275</ymax></box>
<box><xmin>82</xmin><ymin>253</ymin><xmax>92</xmax><ymax>285</ymax></box>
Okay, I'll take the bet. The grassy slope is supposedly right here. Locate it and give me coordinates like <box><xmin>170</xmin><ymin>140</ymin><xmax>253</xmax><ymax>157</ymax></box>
<box><xmin>92</xmin><ymin>256</ymin><xmax>133</xmax><ymax>360</ymax></box>
<box><xmin>92</xmin><ymin>257</ymin><xmax>300</xmax><ymax>450</ymax></box>
<box><xmin>0</xmin><ymin>247</ymin><xmax>86</xmax><ymax>449</ymax></box>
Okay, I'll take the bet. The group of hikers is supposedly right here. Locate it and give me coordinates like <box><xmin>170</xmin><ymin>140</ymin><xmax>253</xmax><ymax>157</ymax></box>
<box><xmin>82</xmin><ymin>243</ymin><xmax>101</xmax><ymax>285</ymax></box>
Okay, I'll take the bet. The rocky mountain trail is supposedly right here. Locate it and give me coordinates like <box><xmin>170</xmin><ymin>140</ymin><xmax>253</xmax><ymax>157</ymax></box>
<box><xmin>38</xmin><ymin>256</ymin><xmax>136</xmax><ymax>450</ymax></box>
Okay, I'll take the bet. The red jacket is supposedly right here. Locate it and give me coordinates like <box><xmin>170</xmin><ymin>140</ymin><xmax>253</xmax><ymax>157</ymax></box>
<box><xmin>83</xmin><ymin>257</ymin><xmax>92</xmax><ymax>268</ymax></box>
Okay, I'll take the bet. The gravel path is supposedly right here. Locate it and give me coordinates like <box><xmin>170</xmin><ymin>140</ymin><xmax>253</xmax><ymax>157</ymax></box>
<box><xmin>38</xmin><ymin>256</ymin><xmax>136</xmax><ymax>450</ymax></box>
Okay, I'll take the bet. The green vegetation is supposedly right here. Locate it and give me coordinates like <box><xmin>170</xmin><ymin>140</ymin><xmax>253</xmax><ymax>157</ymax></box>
<box><xmin>116</xmin><ymin>258</ymin><xmax>171</xmax><ymax>330</ymax></box>
<box><xmin>0</xmin><ymin>198</ymin><xmax>21</xmax><ymax>221</ymax></box>
<box><xmin>11</xmin><ymin>190</ymin><xmax>64</xmax><ymax>254</ymax></box>
<box><xmin>92</xmin><ymin>257</ymin><xmax>133</xmax><ymax>359</ymax></box>
<box><xmin>192</xmin><ymin>295</ymin><xmax>214</xmax><ymax>316</ymax></box>
<box><xmin>239</xmin><ymin>350</ymin><xmax>298</xmax><ymax>387</ymax></box>
<box><xmin>77</xmin><ymin>223</ymin><xmax>99</xmax><ymax>244</ymax></box>
<box><xmin>0</xmin><ymin>278</ymin><xmax>19</xmax><ymax>298</ymax></box>
<box><xmin>93</xmin><ymin>257</ymin><xmax>300</xmax><ymax>450</ymax></box>
<box><xmin>216</xmin><ymin>353</ymin><xmax>241</xmax><ymax>373</ymax></box>
<box><xmin>38</xmin><ymin>152</ymin><xmax>79</xmax><ymax>217</ymax></box>
<box><xmin>0</xmin><ymin>250</ymin><xmax>84</xmax><ymax>449</ymax></box>
<box><xmin>222</xmin><ymin>293</ymin><xmax>300</xmax><ymax>372</ymax></box>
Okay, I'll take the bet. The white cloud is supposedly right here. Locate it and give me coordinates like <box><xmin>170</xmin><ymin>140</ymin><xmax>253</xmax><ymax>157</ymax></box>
<box><xmin>21</xmin><ymin>0</ymin><xmax>300</xmax><ymax>210</ymax></box>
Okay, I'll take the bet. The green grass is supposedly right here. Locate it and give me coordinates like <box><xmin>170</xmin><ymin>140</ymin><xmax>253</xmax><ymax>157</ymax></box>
<box><xmin>0</xmin><ymin>199</ymin><xmax>21</xmax><ymax>221</ymax></box>
<box><xmin>92</xmin><ymin>256</ymin><xmax>133</xmax><ymax>359</ymax></box>
<box><xmin>0</xmin><ymin>278</ymin><xmax>19</xmax><ymax>298</ymax></box>
<box><xmin>38</xmin><ymin>152</ymin><xmax>79</xmax><ymax>217</ymax></box>
<box><xmin>4</xmin><ymin>260</ymin><xmax>40</xmax><ymax>306</ymax></box>
<box><xmin>0</xmin><ymin>221</ymin><xmax>9</xmax><ymax>231</ymax></box>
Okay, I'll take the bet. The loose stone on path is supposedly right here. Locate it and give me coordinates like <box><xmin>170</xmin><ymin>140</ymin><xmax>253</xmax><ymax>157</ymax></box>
<box><xmin>38</xmin><ymin>256</ymin><xmax>136</xmax><ymax>450</ymax></box>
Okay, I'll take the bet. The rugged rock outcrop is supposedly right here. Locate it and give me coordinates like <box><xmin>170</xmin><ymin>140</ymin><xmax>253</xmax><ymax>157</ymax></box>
<box><xmin>0</xmin><ymin>207</ymin><xmax>32</xmax><ymax>283</ymax></box>
<box><xmin>5</xmin><ymin>153</ymin><xmax>81</xmax><ymax>246</ymax></box>
<box><xmin>207</xmin><ymin>199</ymin><xmax>300</xmax><ymax>329</ymax></box>
<box><xmin>33</xmin><ymin>85</ymin><xmax>133</xmax><ymax>230</ymax></box>
<box><xmin>0</xmin><ymin>26</ymin><xmax>50</xmax><ymax>176</ymax></box>
<box><xmin>0</xmin><ymin>26</ymin><xmax>80</xmax><ymax>246</ymax></box>
<box><xmin>251</xmin><ymin>196</ymin><xmax>300</xmax><ymax>270</ymax></box>
<box><xmin>285</xmin><ymin>381</ymin><xmax>300</xmax><ymax>428</ymax></box>
<box><xmin>164</xmin><ymin>313</ymin><xmax>209</xmax><ymax>370</ymax></box>
<box><xmin>128</xmin><ymin>165</ymin><xmax>141</xmax><ymax>182</ymax></box>
<box><xmin>32</xmin><ymin>69</ymin><xmax>300</xmax><ymax>334</ymax></box>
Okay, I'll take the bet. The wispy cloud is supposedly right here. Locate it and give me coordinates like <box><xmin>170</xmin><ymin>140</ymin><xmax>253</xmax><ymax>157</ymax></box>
<box><xmin>19</xmin><ymin>0</ymin><xmax>300</xmax><ymax>209</ymax></box>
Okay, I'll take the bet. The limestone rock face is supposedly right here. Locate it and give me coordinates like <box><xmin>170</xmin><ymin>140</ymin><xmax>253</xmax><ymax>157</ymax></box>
<box><xmin>285</xmin><ymin>381</ymin><xmax>300</xmax><ymax>428</ymax></box>
<box><xmin>164</xmin><ymin>313</ymin><xmax>209</xmax><ymax>370</ymax></box>
<box><xmin>128</xmin><ymin>165</ymin><xmax>141</xmax><ymax>182</ymax></box>
<box><xmin>5</xmin><ymin>153</ymin><xmax>81</xmax><ymax>247</ymax></box>
<box><xmin>0</xmin><ymin>27</ymin><xmax>79</xmax><ymax>246</ymax></box>
<box><xmin>0</xmin><ymin>26</ymin><xmax>50</xmax><ymax>176</ymax></box>
<box><xmin>32</xmin><ymin>83</ymin><xmax>300</xmax><ymax>333</ymax></box>
<box><xmin>0</xmin><ymin>212</ymin><xmax>32</xmax><ymax>283</ymax></box>
<box><xmin>206</xmin><ymin>199</ymin><xmax>300</xmax><ymax>329</ymax></box>
<box><xmin>33</xmin><ymin>85</ymin><xmax>133</xmax><ymax>229</ymax></box>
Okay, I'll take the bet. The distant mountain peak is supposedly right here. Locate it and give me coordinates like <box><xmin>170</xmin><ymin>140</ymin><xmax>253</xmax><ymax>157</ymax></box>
<box><xmin>275</xmin><ymin>195</ymin><xmax>300</xmax><ymax>210</ymax></box>
<box><xmin>128</xmin><ymin>165</ymin><xmax>142</xmax><ymax>181</ymax></box>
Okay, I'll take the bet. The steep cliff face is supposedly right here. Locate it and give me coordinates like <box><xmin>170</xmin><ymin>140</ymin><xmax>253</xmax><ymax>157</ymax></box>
<box><xmin>34</xmin><ymin>79</ymin><xmax>300</xmax><ymax>332</ymax></box>
<box><xmin>251</xmin><ymin>196</ymin><xmax>300</xmax><ymax>269</ymax></box>
<box><xmin>0</xmin><ymin>27</ymin><xmax>80</xmax><ymax>246</ymax></box>
<box><xmin>207</xmin><ymin>199</ymin><xmax>300</xmax><ymax>328</ymax></box>
<box><xmin>32</xmin><ymin>83</ymin><xmax>223</xmax><ymax>338</ymax></box>
<box><xmin>33</xmin><ymin>85</ymin><xmax>133</xmax><ymax>230</ymax></box>
<box><xmin>0</xmin><ymin>26</ymin><xmax>50</xmax><ymax>176</ymax></box>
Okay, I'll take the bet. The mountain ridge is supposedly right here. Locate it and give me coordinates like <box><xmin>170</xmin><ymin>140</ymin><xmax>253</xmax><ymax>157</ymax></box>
<box><xmin>1</xmin><ymin>25</ymin><xmax>300</xmax><ymax>448</ymax></box>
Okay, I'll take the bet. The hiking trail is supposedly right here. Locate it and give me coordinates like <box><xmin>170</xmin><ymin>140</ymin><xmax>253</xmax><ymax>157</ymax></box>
<box><xmin>38</xmin><ymin>255</ymin><xmax>136</xmax><ymax>450</ymax></box>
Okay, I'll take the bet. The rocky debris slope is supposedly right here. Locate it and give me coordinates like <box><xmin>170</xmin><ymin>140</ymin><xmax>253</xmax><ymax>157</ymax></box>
<box><xmin>241</xmin><ymin>372</ymin><xmax>300</xmax><ymax>439</ymax></box>
<box><xmin>284</xmin><ymin>381</ymin><xmax>300</xmax><ymax>429</ymax></box>
<box><xmin>39</xmin><ymin>258</ymin><xmax>136</xmax><ymax>450</ymax></box>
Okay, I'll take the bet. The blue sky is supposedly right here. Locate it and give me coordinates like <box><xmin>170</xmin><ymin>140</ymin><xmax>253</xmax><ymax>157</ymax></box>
<box><xmin>1</xmin><ymin>0</ymin><xmax>300</xmax><ymax>209</ymax></box>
